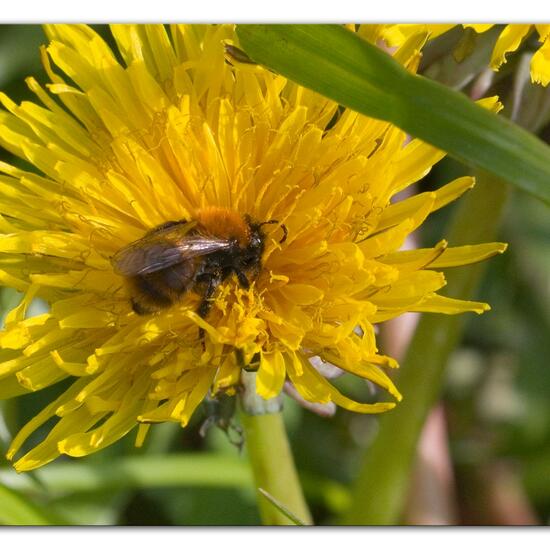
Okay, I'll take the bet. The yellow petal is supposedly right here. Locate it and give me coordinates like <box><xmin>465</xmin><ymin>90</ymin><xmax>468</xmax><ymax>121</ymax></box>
<box><xmin>377</xmin><ymin>191</ymin><xmax>436</xmax><ymax>231</ymax></box>
<box><xmin>212</xmin><ymin>354</ymin><xmax>240</xmax><ymax>394</ymax></box>
<box><xmin>286</xmin><ymin>352</ymin><xmax>331</xmax><ymax>403</ymax></box>
<box><xmin>369</xmin><ymin>271</ymin><xmax>446</xmax><ymax>308</ymax></box>
<box><xmin>295</xmin><ymin>354</ymin><xmax>397</xmax><ymax>413</ymax></box>
<box><xmin>531</xmin><ymin>36</ymin><xmax>550</xmax><ymax>86</ymax></box>
<box><xmin>381</xmin><ymin>240</ymin><xmax>448</xmax><ymax>271</ymax></box>
<box><xmin>491</xmin><ymin>25</ymin><xmax>532</xmax><ymax>69</ymax></box>
<box><xmin>381</xmin><ymin>24</ymin><xmax>454</xmax><ymax>47</ymax></box>
<box><xmin>410</xmin><ymin>294</ymin><xmax>490</xmax><ymax>315</ymax></box>
<box><xmin>256</xmin><ymin>351</ymin><xmax>286</xmax><ymax>399</ymax></box>
<box><xmin>278</xmin><ymin>283</ymin><xmax>324</xmax><ymax>306</ymax></box>
<box><xmin>535</xmin><ymin>25</ymin><xmax>550</xmax><ymax>43</ymax></box>
<box><xmin>429</xmin><ymin>242</ymin><xmax>507</xmax><ymax>268</ymax></box>
<box><xmin>179</xmin><ymin>368</ymin><xmax>217</xmax><ymax>426</ymax></box>
<box><xmin>390</xmin><ymin>138</ymin><xmax>445</xmax><ymax>195</ymax></box>
<box><xmin>432</xmin><ymin>176</ymin><xmax>475</xmax><ymax>211</ymax></box>
<box><xmin>327</xmin><ymin>354</ymin><xmax>402</xmax><ymax>401</ymax></box>
<box><xmin>464</xmin><ymin>24</ymin><xmax>495</xmax><ymax>34</ymax></box>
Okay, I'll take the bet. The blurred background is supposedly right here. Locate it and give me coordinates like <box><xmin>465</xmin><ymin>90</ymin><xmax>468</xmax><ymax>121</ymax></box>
<box><xmin>0</xmin><ymin>24</ymin><xmax>548</xmax><ymax>525</ymax></box>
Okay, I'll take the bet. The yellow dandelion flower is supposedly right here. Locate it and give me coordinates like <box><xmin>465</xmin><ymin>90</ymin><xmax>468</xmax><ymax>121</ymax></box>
<box><xmin>382</xmin><ymin>23</ymin><xmax>550</xmax><ymax>86</ymax></box>
<box><xmin>0</xmin><ymin>24</ymin><xmax>506</xmax><ymax>472</ymax></box>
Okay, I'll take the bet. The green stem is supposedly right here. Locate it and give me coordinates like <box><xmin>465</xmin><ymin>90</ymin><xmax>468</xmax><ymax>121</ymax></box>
<box><xmin>240</xmin><ymin>407</ymin><xmax>312</xmax><ymax>525</ymax></box>
<box><xmin>341</xmin><ymin>171</ymin><xmax>510</xmax><ymax>525</ymax></box>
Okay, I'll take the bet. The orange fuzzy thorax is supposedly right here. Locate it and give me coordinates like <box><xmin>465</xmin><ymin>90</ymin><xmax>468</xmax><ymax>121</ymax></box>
<box><xmin>195</xmin><ymin>207</ymin><xmax>250</xmax><ymax>246</ymax></box>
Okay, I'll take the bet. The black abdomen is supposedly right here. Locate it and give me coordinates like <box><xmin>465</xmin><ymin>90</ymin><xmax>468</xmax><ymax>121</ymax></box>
<box><xmin>128</xmin><ymin>260</ymin><xmax>197</xmax><ymax>315</ymax></box>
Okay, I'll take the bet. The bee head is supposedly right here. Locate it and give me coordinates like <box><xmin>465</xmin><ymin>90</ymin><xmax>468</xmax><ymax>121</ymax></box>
<box><xmin>241</xmin><ymin>217</ymin><xmax>287</xmax><ymax>271</ymax></box>
<box><xmin>241</xmin><ymin>220</ymin><xmax>266</xmax><ymax>269</ymax></box>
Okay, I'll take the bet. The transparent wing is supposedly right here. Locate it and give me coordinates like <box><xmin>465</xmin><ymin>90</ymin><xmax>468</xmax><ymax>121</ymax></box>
<box><xmin>112</xmin><ymin>222</ymin><xmax>232</xmax><ymax>276</ymax></box>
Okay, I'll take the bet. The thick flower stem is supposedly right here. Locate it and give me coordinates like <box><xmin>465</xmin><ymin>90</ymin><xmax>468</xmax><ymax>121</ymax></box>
<box><xmin>342</xmin><ymin>171</ymin><xmax>510</xmax><ymax>525</ymax></box>
<box><xmin>240</xmin><ymin>390</ymin><xmax>312</xmax><ymax>525</ymax></box>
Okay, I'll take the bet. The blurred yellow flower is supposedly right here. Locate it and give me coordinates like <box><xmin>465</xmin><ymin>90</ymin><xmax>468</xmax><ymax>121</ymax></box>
<box><xmin>382</xmin><ymin>23</ymin><xmax>550</xmax><ymax>86</ymax></box>
<box><xmin>0</xmin><ymin>24</ymin><xmax>506</xmax><ymax>471</ymax></box>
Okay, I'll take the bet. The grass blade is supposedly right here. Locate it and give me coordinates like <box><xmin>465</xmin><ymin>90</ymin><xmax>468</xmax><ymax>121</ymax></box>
<box><xmin>258</xmin><ymin>488</ymin><xmax>307</xmax><ymax>526</ymax></box>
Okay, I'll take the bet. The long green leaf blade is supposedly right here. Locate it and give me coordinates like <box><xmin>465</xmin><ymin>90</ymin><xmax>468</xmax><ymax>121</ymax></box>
<box><xmin>236</xmin><ymin>25</ymin><xmax>550</xmax><ymax>204</ymax></box>
<box><xmin>0</xmin><ymin>484</ymin><xmax>55</xmax><ymax>525</ymax></box>
<box><xmin>0</xmin><ymin>453</ymin><xmax>348</xmax><ymax>514</ymax></box>
<box><xmin>0</xmin><ymin>454</ymin><xmax>252</xmax><ymax>494</ymax></box>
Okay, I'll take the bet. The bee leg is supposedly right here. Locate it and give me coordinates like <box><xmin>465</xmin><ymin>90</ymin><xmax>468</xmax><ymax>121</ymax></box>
<box><xmin>197</xmin><ymin>277</ymin><xmax>218</xmax><ymax>318</ymax></box>
<box><xmin>197</xmin><ymin>271</ymin><xmax>223</xmax><ymax>339</ymax></box>
<box><xmin>235</xmin><ymin>269</ymin><xmax>250</xmax><ymax>289</ymax></box>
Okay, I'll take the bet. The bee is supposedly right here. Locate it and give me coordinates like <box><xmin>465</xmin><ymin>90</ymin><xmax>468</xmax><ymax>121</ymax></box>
<box><xmin>112</xmin><ymin>207</ymin><xmax>287</xmax><ymax>321</ymax></box>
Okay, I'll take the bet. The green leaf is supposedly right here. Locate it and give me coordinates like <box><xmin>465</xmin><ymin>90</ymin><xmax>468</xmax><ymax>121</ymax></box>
<box><xmin>0</xmin><ymin>454</ymin><xmax>253</xmax><ymax>494</ymax></box>
<box><xmin>236</xmin><ymin>25</ymin><xmax>550</xmax><ymax>205</ymax></box>
<box><xmin>0</xmin><ymin>483</ymin><xmax>55</xmax><ymax>525</ymax></box>
<box><xmin>1</xmin><ymin>452</ymin><xmax>348</xmax><ymax>517</ymax></box>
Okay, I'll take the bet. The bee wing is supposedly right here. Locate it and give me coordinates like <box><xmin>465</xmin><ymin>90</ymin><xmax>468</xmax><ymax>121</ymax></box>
<box><xmin>112</xmin><ymin>235</ymin><xmax>232</xmax><ymax>276</ymax></box>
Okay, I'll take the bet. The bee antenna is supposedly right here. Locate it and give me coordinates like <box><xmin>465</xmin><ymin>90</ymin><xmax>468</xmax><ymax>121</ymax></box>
<box><xmin>260</xmin><ymin>220</ymin><xmax>288</xmax><ymax>244</ymax></box>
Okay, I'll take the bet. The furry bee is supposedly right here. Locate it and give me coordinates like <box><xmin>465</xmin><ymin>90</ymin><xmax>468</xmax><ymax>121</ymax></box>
<box><xmin>112</xmin><ymin>207</ymin><xmax>287</xmax><ymax>320</ymax></box>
